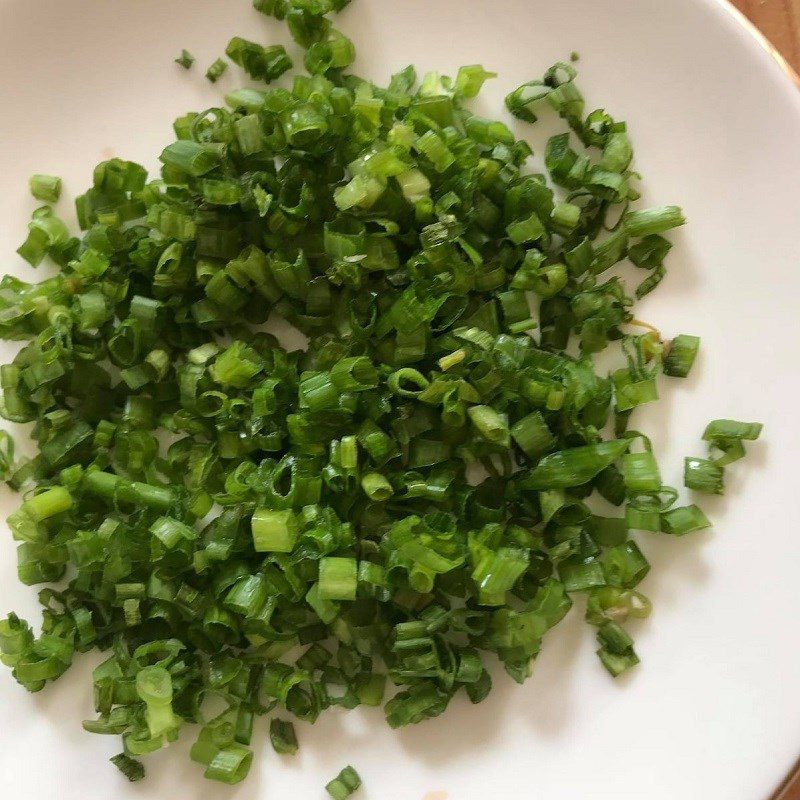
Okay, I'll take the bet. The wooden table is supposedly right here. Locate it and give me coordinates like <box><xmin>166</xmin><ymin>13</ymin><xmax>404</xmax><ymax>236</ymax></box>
<box><xmin>732</xmin><ymin>0</ymin><xmax>800</xmax><ymax>70</ymax></box>
<box><xmin>775</xmin><ymin>764</ymin><xmax>800</xmax><ymax>800</ymax></box>
<box><xmin>722</xmin><ymin>5</ymin><xmax>800</xmax><ymax>799</ymax></box>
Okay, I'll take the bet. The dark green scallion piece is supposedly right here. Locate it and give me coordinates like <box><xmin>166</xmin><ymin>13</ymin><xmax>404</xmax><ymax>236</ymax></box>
<box><xmin>684</xmin><ymin>457</ymin><xmax>724</xmax><ymax>495</ymax></box>
<box><xmin>175</xmin><ymin>49</ymin><xmax>195</xmax><ymax>69</ymax></box>
<box><xmin>661</xmin><ymin>504</ymin><xmax>711</xmax><ymax>535</ymax></box>
<box><xmin>703</xmin><ymin>419</ymin><xmax>763</xmax><ymax>465</ymax></box>
<box><xmin>664</xmin><ymin>335</ymin><xmax>700</xmax><ymax>378</ymax></box>
<box><xmin>226</xmin><ymin>38</ymin><xmax>292</xmax><ymax>83</ymax></box>
<box><xmin>270</xmin><ymin>718</ymin><xmax>299</xmax><ymax>755</ymax></box>
<box><xmin>110</xmin><ymin>753</ymin><xmax>145</xmax><ymax>782</ymax></box>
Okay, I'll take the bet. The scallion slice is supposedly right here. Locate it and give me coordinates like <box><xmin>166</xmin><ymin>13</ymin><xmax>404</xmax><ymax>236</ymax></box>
<box><xmin>326</xmin><ymin>766</ymin><xmax>362</xmax><ymax>799</ymax></box>
<box><xmin>684</xmin><ymin>457</ymin><xmax>724</xmax><ymax>495</ymax></box>
<box><xmin>664</xmin><ymin>335</ymin><xmax>700</xmax><ymax>378</ymax></box>
<box><xmin>175</xmin><ymin>49</ymin><xmax>195</xmax><ymax>69</ymax></box>
<box><xmin>29</xmin><ymin>174</ymin><xmax>62</xmax><ymax>203</ymax></box>
<box><xmin>206</xmin><ymin>58</ymin><xmax>229</xmax><ymax>83</ymax></box>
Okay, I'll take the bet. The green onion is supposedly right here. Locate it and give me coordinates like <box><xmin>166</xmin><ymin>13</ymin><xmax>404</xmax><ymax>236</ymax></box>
<box><xmin>703</xmin><ymin>419</ymin><xmax>763</xmax><ymax>443</ymax></box>
<box><xmin>0</xmin><ymin>0</ymin><xmax>762</xmax><ymax>785</ymax></box>
<box><xmin>623</xmin><ymin>205</ymin><xmax>686</xmax><ymax>238</ymax></box>
<box><xmin>506</xmin><ymin>213</ymin><xmax>545</xmax><ymax>245</ymax></box>
<box><xmin>505</xmin><ymin>80</ymin><xmax>553</xmax><ymax>123</ymax></box>
<box><xmin>661</xmin><ymin>504</ymin><xmax>711</xmax><ymax>535</ymax></box>
<box><xmin>16</xmin><ymin>206</ymin><xmax>70</xmax><ymax>266</ymax></box>
<box><xmin>455</xmin><ymin>64</ymin><xmax>497</xmax><ymax>98</ymax></box>
<box><xmin>252</xmin><ymin>509</ymin><xmax>299</xmax><ymax>553</ymax></box>
<box><xmin>684</xmin><ymin>457</ymin><xmax>724</xmax><ymax>494</ymax></box>
<box><xmin>586</xmin><ymin>587</ymin><xmax>650</xmax><ymax>626</ymax></box>
<box><xmin>602</xmin><ymin>541</ymin><xmax>650</xmax><ymax>588</ymax></box>
<box><xmin>110</xmin><ymin>753</ymin><xmax>145</xmax><ymax>782</ymax></box>
<box><xmin>511</xmin><ymin>412</ymin><xmax>555</xmax><ymax>459</ymax></box>
<box><xmin>331</xmin><ymin>356</ymin><xmax>378</xmax><ymax>391</ymax></box>
<box><xmin>319</xmin><ymin>557</ymin><xmax>358</xmax><ymax>601</ymax></box>
<box><xmin>326</xmin><ymin>766</ymin><xmax>362</xmax><ymax>800</ymax></box>
<box><xmin>175</xmin><ymin>49</ymin><xmax>195</xmax><ymax>70</ymax></box>
<box><xmin>226</xmin><ymin>38</ymin><xmax>292</xmax><ymax>83</ymax></box>
<box><xmin>206</xmin><ymin>58</ymin><xmax>228</xmax><ymax>83</ymax></box>
<box><xmin>21</xmin><ymin>486</ymin><xmax>72</xmax><ymax>521</ymax></box>
<box><xmin>29</xmin><ymin>174</ymin><xmax>62</xmax><ymax>203</ymax></box>
<box><xmin>438</xmin><ymin>349</ymin><xmax>466</xmax><ymax>371</ymax></box>
<box><xmin>467</xmin><ymin>405</ymin><xmax>510</xmax><ymax>447</ymax></box>
<box><xmin>621</xmin><ymin>452</ymin><xmax>661</xmax><ymax>493</ymax></box>
<box><xmin>664</xmin><ymin>334</ymin><xmax>700</xmax><ymax>378</ymax></box>
<box><xmin>361</xmin><ymin>472</ymin><xmax>394</xmax><ymax>501</ymax></box>
<box><xmin>560</xmin><ymin>558</ymin><xmax>606</xmax><ymax>592</ymax></box>
<box><xmin>702</xmin><ymin>419</ymin><xmax>763</xmax><ymax>465</ymax></box>
<box><xmin>522</xmin><ymin>440</ymin><xmax>630</xmax><ymax>490</ymax></box>
<box><xmin>204</xmin><ymin>744</ymin><xmax>253</xmax><ymax>784</ymax></box>
<box><xmin>596</xmin><ymin>622</ymin><xmax>639</xmax><ymax>677</ymax></box>
<box><xmin>270</xmin><ymin>718</ymin><xmax>299</xmax><ymax>755</ymax></box>
<box><xmin>160</xmin><ymin>140</ymin><xmax>221</xmax><ymax>176</ymax></box>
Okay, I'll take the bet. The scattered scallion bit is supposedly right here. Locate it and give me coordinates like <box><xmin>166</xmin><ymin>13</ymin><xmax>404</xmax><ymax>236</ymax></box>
<box><xmin>683</xmin><ymin>419</ymin><xmax>763</xmax><ymax>495</ymax></box>
<box><xmin>0</xmin><ymin>0</ymin><xmax>764</xmax><ymax>787</ymax></box>
<box><xmin>226</xmin><ymin>37</ymin><xmax>292</xmax><ymax>83</ymax></box>
<box><xmin>326</xmin><ymin>766</ymin><xmax>362</xmax><ymax>800</ymax></box>
<box><xmin>175</xmin><ymin>49</ymin><xmax>195</xmax><ymax>70</ymax></box>
<box><xmin>661</xmin><ymin>504</ymin><xmax>711</xmax><ymax>535</ymax></box>
<box><xmin>110</xmin><ymin>753</ymin><xmax>145</xmax><ymax>782</ymax></box>
<box><xmin>204</xmin><ymin>743</ymin><xmax>254</xmax><ymax>784</ymax></box>
<box><xmin>684</xmin><ymin>456</ymin><xmax>725</xmax><ymax>494</ymax></box>
<box><xmin>205</xmin><ymin>57</ymin><xmax>228</xmax><ymax>83</ymax></box>
<box><xmin>703</xmin><ymin>419</ymin><xmax>763</xmax><ymax>465</ymax></box>
<box><xmin>16</xmin><ymin>205</ymin><xmax>71</xmax><ymax>266</ymax></box>
<box><xmin>597</xmin><ymin>622</ymin><xmax>640</xmax><ymax>677</ymax></box>
<box><xmin>622</xmin><ymin>205</ymin><xmax>686</xmax><ymax>238</ymax></box>
<box><xmin>664</xmin><ymin>334</ymin><xmax>700</xmax><ymax>378</ymax></box>
<box><xmin>28</xmin><ymin>174</ymin><xmax>62</xmax><ymax>203</ymax></box>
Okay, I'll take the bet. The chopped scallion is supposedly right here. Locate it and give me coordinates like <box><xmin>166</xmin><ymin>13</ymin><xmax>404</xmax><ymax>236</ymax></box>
<box><xmin>0</xmin><ymin>0</ymin><xmax>763</xmax><ymax>788</ymax></box>
<box><xmin>206</xmin><ymin>58</ymin><xmax>229</xmax><ymax>83</ymax></box>
<box><xmin>326</xmin><ymin>766</ymin><xmax>362</xmax><ymax>799</ymax></box>
<box><xmin>175</xmin><ymin>49</ymin><xmax>195</xmax><ymax>69</ymax></box>
<box><xmin>29</xmin><ymin>174</ymin><xmax>62</xmax><ymax>203</ymax></box>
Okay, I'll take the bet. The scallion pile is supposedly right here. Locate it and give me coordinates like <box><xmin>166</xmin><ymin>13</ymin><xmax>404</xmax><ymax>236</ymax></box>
<box><xmin>0</xmin><ymin>0</ymin><xmax>761</xmax><ymax>788</ymax></box>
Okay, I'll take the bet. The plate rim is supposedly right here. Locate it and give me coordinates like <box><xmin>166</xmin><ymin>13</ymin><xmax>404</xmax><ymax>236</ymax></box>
<box><xmin>707</xmin><ymin>6</ymin><xmax>800</xmax><ymax>798</ymax></box>
<box><xmin>713</xmin><ymin>0</ymin><xmax>800</xmax><ymax>93</ymax></box>
<box><xmin>0</xmin><ymin>1</ymin><xmax>798</xmax><ymax>798</ymax></box>
<box><xmin>706</xmin><ymin>5</ymin><xmax>800</xmax><ymax>796</ymax></box>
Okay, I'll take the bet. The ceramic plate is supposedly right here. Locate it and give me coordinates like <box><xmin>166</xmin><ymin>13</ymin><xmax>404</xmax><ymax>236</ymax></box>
<box><xmin>1</xmin><ymin>1</ymin><xmax>799</xmax><ymax>798</ymax></box>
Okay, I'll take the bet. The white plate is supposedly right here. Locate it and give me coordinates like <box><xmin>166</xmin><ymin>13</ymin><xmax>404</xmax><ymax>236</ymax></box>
<box><xmin>1</xmin><ymin>1</ymin><xmax>799</xmax><ymax>798</ymax></box>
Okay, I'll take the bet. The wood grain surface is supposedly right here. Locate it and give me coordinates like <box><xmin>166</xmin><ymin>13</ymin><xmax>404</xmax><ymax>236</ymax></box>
<box><xmin>726</xmin><ymin>5</ymin><xmax>800</xmax><ymax>799</ymax></box>
<box><xmin>774</xmin><ymin>758</ymin><xmax>800</xmax><ymax>800</ymax></box>
<box><xmin>732</xmin><ymin>0</ymin><xmax>800</xmax><ymax>69</ymax></box>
